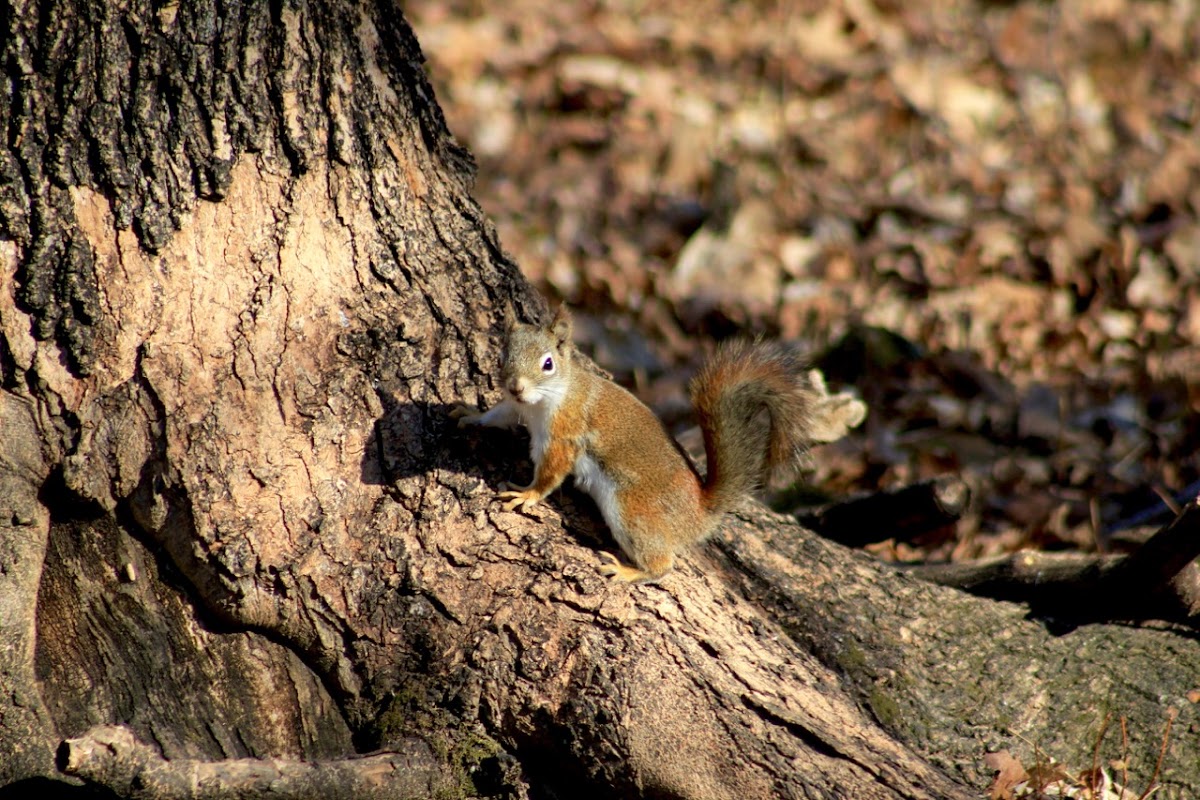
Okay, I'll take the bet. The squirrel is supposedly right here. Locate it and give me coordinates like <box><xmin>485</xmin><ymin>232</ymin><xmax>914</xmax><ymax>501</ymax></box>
<box><xmin>452</xmin><ymin>305</ymin><xmax>866</xmax><ymax>583</ymax></box>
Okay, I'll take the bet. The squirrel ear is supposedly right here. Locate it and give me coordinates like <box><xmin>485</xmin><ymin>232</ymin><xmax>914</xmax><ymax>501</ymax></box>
<box><xmin>502</xmin><ymin>305</ymin><xmax>516</xmax><ymax>335</ymax></box>
<box><xmin>550</xmin><ymin>305</ymin><xmax>573</xmax><ymax>346</ymax></box>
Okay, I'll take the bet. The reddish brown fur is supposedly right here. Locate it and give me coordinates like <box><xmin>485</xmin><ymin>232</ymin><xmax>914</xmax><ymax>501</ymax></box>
<box><xmin>558</xmin><ymin>365</ymin><xmax>708</xmax><ymax>581</ymax></box>
<box><xmin>484</xmin><ymin>309</ymin><xmax>820</xmax><ymax>583</ymax></box>
<box><xmin>530</xmin><ymin>436</ymin><xmax>579</xmax><ymax>494</ymax></box>
<box><xmin>691</xmin><ymin>341</ymin><xmax>814</xmax><ymax>515</ymax></box>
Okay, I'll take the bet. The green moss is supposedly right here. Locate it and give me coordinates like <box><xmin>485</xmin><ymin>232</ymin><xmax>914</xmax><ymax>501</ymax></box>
<box><xmin>868</xmin><ymin>685</ymin><xmax>902</xmax><ymax>728</ymax></box>
<box><xmin>369</xmin><ymin>691</ymin><xmax>509</xmax><ymax>799</ymax></box>
<box><xmin>369</xmin><ymin>685</ymin><xmax>434</xmax><ymax>748</ymax></box>
<box><xmin>837</xmin><ymin>639</ymin><xmax>868</xmax><ymax>672</ymax></box>
<box><xmin>449</xmin><ymin>730</ymin><xmax>504</xmax><ymax>786</ymax></box>
<box><xmin>371</xmin><ymin>698</ymin><xmax>411</xmax><ymax>746</ymax></box>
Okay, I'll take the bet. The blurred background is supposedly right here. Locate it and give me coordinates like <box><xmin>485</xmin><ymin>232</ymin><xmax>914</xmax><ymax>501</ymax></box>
<box><xmin>409</xmin><ymin>0</ymin><xmax>1200</xmax><ymax>563</ymax></box>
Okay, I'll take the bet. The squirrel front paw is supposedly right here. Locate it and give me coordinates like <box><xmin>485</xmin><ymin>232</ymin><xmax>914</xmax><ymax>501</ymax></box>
<box><xmin>497</xmin><ymin>488</ymin><xmax>543</xmax><ymax>513</ymax></box>
<box><xmin>450</xmin><ymin>402</ymin><xmax>482</xmax><ymax>428</ymax></box>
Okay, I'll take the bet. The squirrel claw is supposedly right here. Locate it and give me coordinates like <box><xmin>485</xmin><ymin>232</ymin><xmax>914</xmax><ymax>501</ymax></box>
<box><xmin>450</xmin><ymin>403</ymin><xmax>480</xmax><ymax>428</ymax></box>
<box><xmin>497</xmin><ymin>489</ymin><xmax>541</xmax><ymax>513</ymax></box>
<box><xmin>597</xmin><ymin>552</ymin><xmax>646</xmax><ymax>583</ymax></box>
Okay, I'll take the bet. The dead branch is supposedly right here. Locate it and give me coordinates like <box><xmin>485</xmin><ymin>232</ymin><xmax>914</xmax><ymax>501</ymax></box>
<box><xmin>60</xmin><ymin>725</ymin><xmax>459</xmax><ymax>800</ymax></box>
<box><xmin>907</xmin><ymin>499</ymin><xmax>1200</xmax><ymax>627</ymax></box>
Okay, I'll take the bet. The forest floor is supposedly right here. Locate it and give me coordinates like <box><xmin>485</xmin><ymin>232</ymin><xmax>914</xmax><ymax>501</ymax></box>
<box><xmin>409</xmin><ymin>0</ymin><xmax>1199</xmax><ymax>565</ymax></box>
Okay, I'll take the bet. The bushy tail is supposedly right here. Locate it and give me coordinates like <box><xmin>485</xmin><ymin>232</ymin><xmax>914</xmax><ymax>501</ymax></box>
<box><xmin>690</xmin><ymin>341</ymin><xmax>866</xmax><ymax>515</ymax></box>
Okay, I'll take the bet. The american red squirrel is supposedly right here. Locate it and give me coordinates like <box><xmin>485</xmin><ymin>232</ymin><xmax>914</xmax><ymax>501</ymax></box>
<box><xmin>453</xmin><ymin>305</ymin><xmax>866</xmax><ymax>583</ymax></box>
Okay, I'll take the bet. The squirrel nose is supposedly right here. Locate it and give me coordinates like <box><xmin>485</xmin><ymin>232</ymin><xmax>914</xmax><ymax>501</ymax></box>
<box><xmin>508</xmin><ymin>378</ymin><xmax>527</xmax><ymax>398</ymax></box>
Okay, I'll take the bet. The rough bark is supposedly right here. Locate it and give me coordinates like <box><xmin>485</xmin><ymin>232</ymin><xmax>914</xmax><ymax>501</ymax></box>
<box><xmin>1</xmin><ymin>1</ymin><xmax>1199</xmax><ymax>799</ymax></box>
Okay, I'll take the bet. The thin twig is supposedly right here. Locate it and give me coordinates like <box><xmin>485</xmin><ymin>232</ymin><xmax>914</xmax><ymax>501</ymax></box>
<box><xmin>1136</xmin><ymin>708</ymin><xmax>1177</xmax><ymax>800</ymax></box>
<box><xmin>1152</xmin><ymin>485</ymin><xmax>1182</xmax><ymax>517</ymax></box>
<box><xmin>1120</xmin><ymin>716</ymin><xmax>1129</xmax><ymax>800</ymax></box>
<box><xmin>1090</xmin><ymin>711</ymin><xmax>1112</xmax><ymax>795</ymax></box>
<box><xmin>1109</xmin><ymin>478</ymin><xmax>1200</xmax><ymax>533</ymax></box>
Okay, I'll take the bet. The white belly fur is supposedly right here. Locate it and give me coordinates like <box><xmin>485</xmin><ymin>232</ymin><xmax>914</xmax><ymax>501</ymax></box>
<box><xmin>522</xmin><ymin>404</ymin><xmax>552</xmax><ymax>464</ymax></box>
<box><xmin>572</xmin><ymin>453</ymin><xmax>629</xmax><ymax>550</ymax></box>
<box><xmin>520</xmin><ymin>405</ymin><xmax>629</xmax><ymax>553</ymax></box>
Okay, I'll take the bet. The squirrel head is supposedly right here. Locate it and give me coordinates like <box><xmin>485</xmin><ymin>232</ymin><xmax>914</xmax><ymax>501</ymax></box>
<box><xmin>500</xmin><ymin>305</ymin><xmax>574</xmax><ymax>407</ymax></box>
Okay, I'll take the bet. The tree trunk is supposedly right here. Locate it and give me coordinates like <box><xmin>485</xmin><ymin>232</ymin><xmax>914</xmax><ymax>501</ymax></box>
<box><xmin>1</xmin><ymin>1</ymin><xmax>1197</xmax><ymax>798</ymax></box>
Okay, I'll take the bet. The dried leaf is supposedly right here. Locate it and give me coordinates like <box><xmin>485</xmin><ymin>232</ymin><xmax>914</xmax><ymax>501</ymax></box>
<box><xmin>984</xmin><ymin>750</ymin><xmax>1027</xmax><ymax>800</ymax></box>
<box><xmin>891</xmin><ymin>56</ymin><xmax>1015</xmax><ymax>142</ymax></box>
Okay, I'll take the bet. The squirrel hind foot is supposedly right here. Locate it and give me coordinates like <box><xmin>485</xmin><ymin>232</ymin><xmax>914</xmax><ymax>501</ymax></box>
<box><xmin>597</xmin><ymin>551</ymin><xmax>671</xmax><ymax>584</ymax></box>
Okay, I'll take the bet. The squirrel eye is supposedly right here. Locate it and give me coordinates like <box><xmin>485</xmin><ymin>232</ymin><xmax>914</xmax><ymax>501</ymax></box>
<box><xmin>542</xmin><ymin>356</ymin><xmax>554</xmax><ymax>372</ymax></box>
